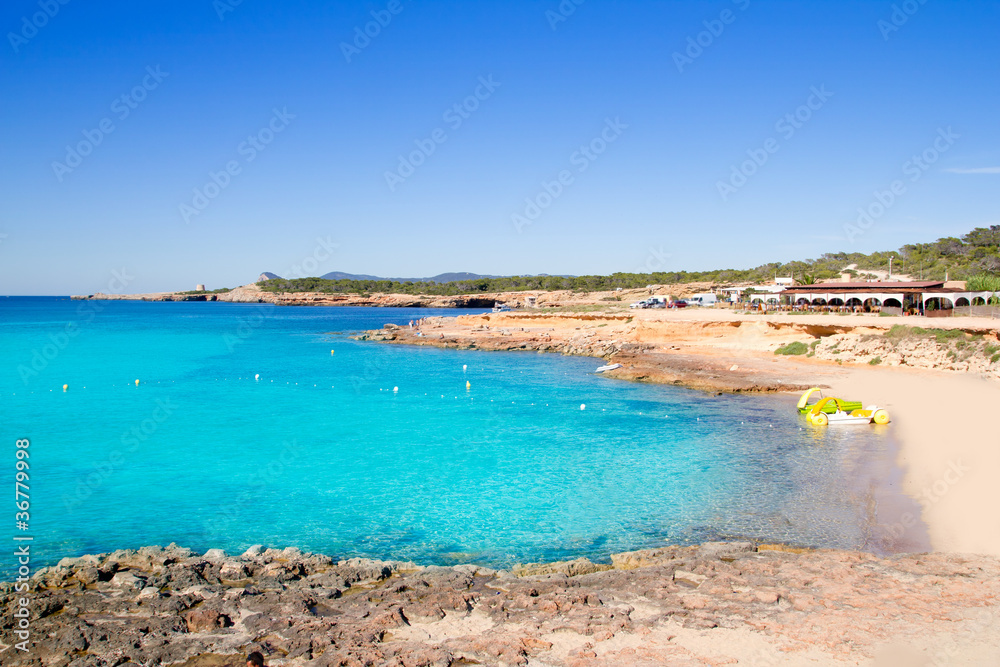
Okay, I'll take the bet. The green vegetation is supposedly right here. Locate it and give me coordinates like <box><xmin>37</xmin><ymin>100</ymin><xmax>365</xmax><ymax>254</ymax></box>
<box><xmin>775</xmin><ymin>341</ymin><xmax>809</xmax><ymax>355</ymax></box>
<box><xmin>806</xmin><ymin>340</ymin><xmax>820</xmax><ymax>357</ymax></box>
<box><xmin>967</xmin><ymin>273</ymin><xmax>1000</xmax><ymax>292</ymax></box>
<box><xmin>869</xmin><ymin>356</ymin><xmax>882</xmax><ymax>365</ymax></box>
<box><xmin>257</xmin><ymin>225</ymin><xmax>1000</xmax><ymax>295</ymax></box>
<box><xmin>885</xmin><ymin>325</ymin><xmax>966</xmax><ymax>344</ymax></box>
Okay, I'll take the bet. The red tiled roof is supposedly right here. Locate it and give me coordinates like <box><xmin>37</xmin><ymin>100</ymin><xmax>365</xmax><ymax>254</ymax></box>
<box><xmin>789</xmin><ymin>281</ymin><xmax>943</xmax><ymax>291</ymax></box>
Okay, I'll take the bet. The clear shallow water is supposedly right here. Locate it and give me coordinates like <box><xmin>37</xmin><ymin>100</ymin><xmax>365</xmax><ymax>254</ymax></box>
<box><xmin>1</xmin><ymin>297</ymin><xmax>919</xmax><ymax>572</ymax></box>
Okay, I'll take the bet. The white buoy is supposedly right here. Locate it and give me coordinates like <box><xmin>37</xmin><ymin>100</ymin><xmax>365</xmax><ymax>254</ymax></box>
<box><xmin>463</xmin><ymin>364</ymin><xmax>467</xmax><ymax>372</ymax></box>
<box><xmin>580</xmin><ymin>404</ymin><xmax>586</xmax><ymax>411</ymax></box>
<box><xmin>393</xmin><ymin>386</ymin><xmax>399</xmax><ymax>393</ymax></box>
<box><xmin>255</xmin><ymin>374</ymin><xmax>260</xmax><ymax>381</ymax></box>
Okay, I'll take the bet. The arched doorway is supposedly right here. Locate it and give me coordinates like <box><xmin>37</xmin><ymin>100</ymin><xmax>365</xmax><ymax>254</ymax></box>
<box><xmin>924</xmin><ymin>297</ymin><xmax>954</xmax><ymax>313</ymax></box>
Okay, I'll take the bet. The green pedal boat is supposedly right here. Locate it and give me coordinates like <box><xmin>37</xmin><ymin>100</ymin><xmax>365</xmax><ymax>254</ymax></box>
<box><xmin>797</xmin><ymin>387</ymin><xmax>863</xmax><ymax>414</ymax></box>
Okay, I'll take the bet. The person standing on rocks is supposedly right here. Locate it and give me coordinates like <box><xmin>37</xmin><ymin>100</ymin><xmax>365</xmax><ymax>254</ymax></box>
<box><xmin>247</xmin><ymin>652</ymin><xmax>265</xmax><ymax>667</ymax></box>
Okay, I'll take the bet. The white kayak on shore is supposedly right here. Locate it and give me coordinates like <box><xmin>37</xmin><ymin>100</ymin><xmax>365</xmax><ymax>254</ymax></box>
<box><xmin>595</xmin><ymin>363</ymin><xmax>623</xmax><ymax>373</ymax></box>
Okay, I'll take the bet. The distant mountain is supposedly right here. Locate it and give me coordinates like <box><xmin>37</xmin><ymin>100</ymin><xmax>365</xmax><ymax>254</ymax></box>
<box><xmin>316</xmin><ymin>271</ymin><xmax>499</xmax><ymax>283</ymax></box>
<box><xmin>260</xmin><ymin>271</ymin><xmax>570</xmax><ymax>284</ymax></box>
<box><xmin>426</xmin><ymin>272</ymin><xmax>498</xmax><ymax>283</ymax></box>
<box><xmin>318</xmin><ymin>271</ymin><xmax>383</xmax><ymax>281</ymax></box>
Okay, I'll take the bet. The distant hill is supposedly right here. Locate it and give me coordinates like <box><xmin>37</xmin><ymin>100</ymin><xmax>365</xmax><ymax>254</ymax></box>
<box><xmin>425</xmin><ymin>272</ymin><xmax>499</xmax><ymax>283</ymax></box>
<box><xmin>317</xmin><ymin>271</ymin><xmax>499</xmax><ymax>283</ymax></box>
<box><xmin>258</xmin><ymin>272</ymin><xmax>282</xmax><ymax>281</ymax></box>
<box><xmin>255</xmin><ymin>225</ymin><xmax>1000</xmax><ymax>296</ymax></box>
<box><xmin>319</xmin><ymin>271</ymin><xmax>383</xmax><ymax>281</ymax></box>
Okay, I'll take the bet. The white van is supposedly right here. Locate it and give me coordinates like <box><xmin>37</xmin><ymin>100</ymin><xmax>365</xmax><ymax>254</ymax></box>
<box><xmin>687</xmin><ymin>293</ymin><xmax>718</xmax><ymax>307</ymax></box>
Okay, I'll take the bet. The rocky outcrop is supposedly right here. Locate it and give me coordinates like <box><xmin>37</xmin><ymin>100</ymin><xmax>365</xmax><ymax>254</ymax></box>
<box><xmin>354</xmin><ymin>314</ymin><xmax>817</xmax><ymax>393</ymax></box>
<box><xmin>3</xmin><ymin>543</ymin><xmax>999</xmax><ymax>666</ymax></box>
<box><xmin>809</xmin><ymin>329</ymin><xmax>1000</xmax><ymax>379</ymax></box>
<box><xmin>356</xmin><ymin>311</ymin><xmax>1000</xmax><ymax>390</ymax></box>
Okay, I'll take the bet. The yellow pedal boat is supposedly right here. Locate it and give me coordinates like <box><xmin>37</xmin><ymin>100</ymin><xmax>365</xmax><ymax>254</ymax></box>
<box><xmin>806</xmin><ymin>397</ymin><xmax>890</xmax><ymax>426</ymax></box>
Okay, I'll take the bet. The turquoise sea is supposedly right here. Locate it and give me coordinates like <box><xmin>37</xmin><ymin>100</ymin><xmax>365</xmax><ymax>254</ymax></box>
<box><xmin>1</xmin><ymin>297</ymin><xmax>924</xmax><ymax>573</ymax></box>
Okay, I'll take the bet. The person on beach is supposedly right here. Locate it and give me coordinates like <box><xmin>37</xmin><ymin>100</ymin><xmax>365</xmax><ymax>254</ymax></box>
<box><xmin>247</xmin><ymin>652</ymin><xmax>265</xmax><ymax>667</ymax></box>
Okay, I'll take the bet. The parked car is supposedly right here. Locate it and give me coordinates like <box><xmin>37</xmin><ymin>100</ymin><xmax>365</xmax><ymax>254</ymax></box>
<box><xmin>670</xmin><ymin>300</ymin><xmax>689</xmax><ymax>308</ymax></box>
<box><xmin>630</xmin><ymin>297</ymin><xmax>668</xmax><ymax>309</ymax></box>
<box><xmin>647</xmin><ymin>296</ymin><xmax>667</xmax><ymax>309</ymax></box>
<box><xmin>687</xmin><ymin>293</ymin><xmax>718</xmax><ymax>307</ymax></box>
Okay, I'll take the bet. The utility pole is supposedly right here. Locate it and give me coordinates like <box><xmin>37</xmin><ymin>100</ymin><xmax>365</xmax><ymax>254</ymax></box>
<box><xmin>889</xmin><ymin>257</ymin><xmax>892</xmax><ymax>281</ymax></box>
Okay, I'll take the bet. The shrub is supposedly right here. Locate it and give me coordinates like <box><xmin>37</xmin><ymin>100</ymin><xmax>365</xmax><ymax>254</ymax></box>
<box><xmin>932</xmin><ymin>329</ymin><xmax>966</xmax><ymax>343</ymax></box>
<box><xmin>869</xmin><ymin>356</ymin><xmax>883</xmax><ymax>365</ymax></box>
<box><xmin>885</xmin><ymin>325</ymin><xmax>966</xmax><ymax>344</ymax></box>
<box><xmin>886</xmin><ymin>325</ymin><xmax>915</xmax><ymax>338</ymax></box>
<box><xmin>967</xmin><ymin>273</ymin><xmax>1000</xmax><ymax>292</ymax></box>
<box><xmin>775</xmin><ymin>341</ymin><xmax>809</xmax><ymax>355</ymax></box>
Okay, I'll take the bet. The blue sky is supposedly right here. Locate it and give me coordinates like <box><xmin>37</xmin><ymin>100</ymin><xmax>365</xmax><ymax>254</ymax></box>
<box><xmin>1</xmin><ymin>0</ymin><xmax>998</xmax><ymax>295</ymax></box>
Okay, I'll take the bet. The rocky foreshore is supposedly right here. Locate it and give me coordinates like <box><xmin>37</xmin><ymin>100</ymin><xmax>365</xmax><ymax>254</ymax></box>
<box><xmin>4</xmin><ymin>543</ymin><xmax>999</xmax><ymax>666</ymax></box>
<box><xmin>355</xmin><ymin>309</ymin><xmax>1000</xmax><ymax>392</ymax></box>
